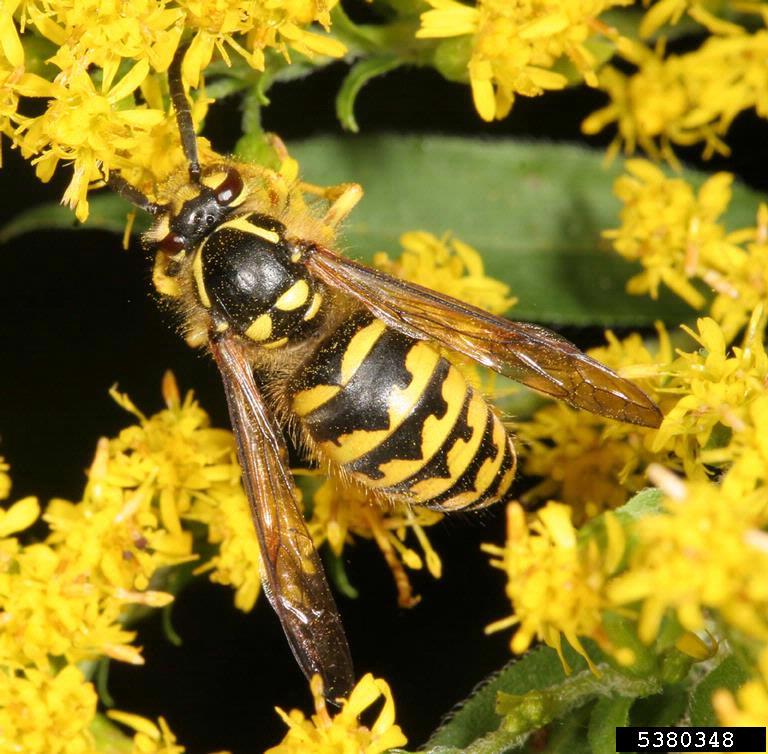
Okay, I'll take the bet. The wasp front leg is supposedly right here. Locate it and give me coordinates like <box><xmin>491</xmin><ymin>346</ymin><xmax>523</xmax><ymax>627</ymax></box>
<box><xmin>299</xmin><ymin>181</ymin><xmax>364</xmax><ymax>231</ymax></box>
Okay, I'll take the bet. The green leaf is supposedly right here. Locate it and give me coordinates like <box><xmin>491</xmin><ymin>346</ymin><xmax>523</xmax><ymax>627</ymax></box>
<box><xmin>0</xmin><ymin>194</ymin><xmax>150</xmax><ymax>243</ymax></box>
<box><xmin>689</xmin><ymin>654</ymin><xmax>750</xmax><ymax>726</ymax></box>
<box><xmin>288</xmin><ymin>136</ymin><xmax>765</xmax><ymax>327</ymax></box>
<box><xmin>629</xmin><ymin>686</ymin><xmax>688</xmax><ymax>727</ymax></box>
<box><xmin>425</xmin><ymin>645</ymin><xmax>586</xmax><ymax>750</ymax></box>
<box><xmin>336</xmin><ymin>56</ymin><xmax>403</xmax><ymax>132</ymax></box>
<box><xmin>614</xmin><ymin>488</ymin><xmax>663</xmax><ymax>523</ymax></box>
<box><xmin>588</xmin><ymin>696</ymin><xmax>633</xmax><ymax>754</ymax></box>
<box><xmin>535</xmin><ymin>704</ymin><xmax>593</xmax><ymax>754</ymax></box>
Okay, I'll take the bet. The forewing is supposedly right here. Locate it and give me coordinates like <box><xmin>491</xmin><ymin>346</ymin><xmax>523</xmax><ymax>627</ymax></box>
<box><xmin>209</xmin><ymin>331</ymin><xmax>354</xmax><ymax>700</ymax></box>
<box><xmin>307</xmin><ymin>247</ymin><xmax>662</xmax><ymax>427</ymax></box>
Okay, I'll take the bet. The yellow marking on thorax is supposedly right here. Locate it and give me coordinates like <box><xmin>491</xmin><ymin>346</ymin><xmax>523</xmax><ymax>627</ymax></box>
<box><xmin>293</xmin><ymin>384</ymin><xmax>342</xmax><ymax>416</ymax></box>
<box><xmin>303</xmin><ymin>292</ymin><xmax>323</xmax><ymax>321</ymax></box>
<box><xmin>192</xmin><ymin>248</ymin><xmax>211</xmax><ymax>308</ymax></box>
<box><xmin>245</xmin><ymin>313</ymin><xmax>273</xmax><ymax>342</ymax></box>
<box><xmin>275</xmin><ymin>280</ymin><xmax>310</xmax><ymax>311</ymax></box>
<box><xmin>263</xmin><ymin>337</ymin><xmax>289</xmax><ymax>350</ymax></box>
<box><xmin>221</xmin><ymin>216</ymin><xmax>280</xmax><ymax>244</ymax></box>
<box><xmin>320</xmin><ymin>342</ymin><xmax>441</xmax><ymax>465</ymax></box>
<box><xmin>340</xmin><ymin>320</ymin><xmax>388</xmax><ymax>385</ymax></box>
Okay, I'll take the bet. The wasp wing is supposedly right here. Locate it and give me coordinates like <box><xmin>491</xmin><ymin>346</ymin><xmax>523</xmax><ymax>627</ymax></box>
<box><xmin>307</xmin><ymin>247</ymin><xmax>661</xmax><ymax>428</ymax></box>
<box><xmin>209</xmin><ymin>331</ymin><xmax>354</xmax><ymax>700</ymax></box>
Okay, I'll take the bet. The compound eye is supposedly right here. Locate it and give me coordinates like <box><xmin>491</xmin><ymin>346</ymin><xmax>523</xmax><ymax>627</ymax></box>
<box><xmin>159</xmin><ymin>233</ymin><xmax>185</xmax><ymax>255</ymax></box>
<box><xmin>215</xmin><ymin>168</ymin><xmax>244</xmax><ymax>206</ymax></box>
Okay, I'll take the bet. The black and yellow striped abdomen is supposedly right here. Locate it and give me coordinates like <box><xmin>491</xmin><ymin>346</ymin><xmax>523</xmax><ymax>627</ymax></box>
<box><xmin>290</xmin><ymin>311</ymin><xmax>516</xmax><ymax>511</ymax></box>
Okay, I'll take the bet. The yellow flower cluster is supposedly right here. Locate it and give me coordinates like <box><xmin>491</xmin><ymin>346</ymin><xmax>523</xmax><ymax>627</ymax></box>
<box><xmin>484</xmin><ymin>502</ymin><xmax>625</xmax><ymax>670</ymax></box>
<box><xmin>583</xmin><ymin>25</ymin><xmax>768</xmax><ymax>162</ymax></box>
<box><xmin>497</xmin><ymin>156</ymin><xmax>768</xmax><ymax>686</ymax></box>
<box><xmin>0</xmin><ymin>0</ymin><xmax>345</xmax><ymax>219</ymax></box>
<box><xmin>606</xmin><ymin>160</ymin><xmax>768</xmax><ymax>342</ymax></box>
<box><xmin>0</xmin><ymin>374</ymin><xmax>264</xmax><ymax>752</ymax></box>
<box><xmin>416</xmin><ymin>0</ymin><xmax>629</xmax><ymax>121</ymax></box>
<box><xmin>609</xmin><ymin>467</ymin><xmax>768</xmax><ymax>645</ymax></box>
<box><xmin>266</xmin><ymin>673</ymin><xmax>407</xmax><ymax>754</ymax></box>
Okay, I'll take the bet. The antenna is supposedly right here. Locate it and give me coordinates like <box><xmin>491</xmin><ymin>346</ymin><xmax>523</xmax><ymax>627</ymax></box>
<box><xmin>168</xmin><ymin>45</ymin><xmax>202</xmax><ymax>183</ymax></box>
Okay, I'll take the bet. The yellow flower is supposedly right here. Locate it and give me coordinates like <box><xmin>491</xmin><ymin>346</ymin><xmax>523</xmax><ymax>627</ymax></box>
<box><xmin>12</xmin><ymin>60</ymin><xmax>165</xmax><ymax>220</ymax></box>
<box><xmin>653</xmin><ymin>310</ymin><xmax>768</xmax><ymax>479</ymax></box>
<box><xmin>179</xmin><ymin>0</ymin><xmax>346</xmax><ymax>86</ymax></box>
<box><xmin>24</xmin><ymin>0</ymin><xmax>184</xmax><ymax>81</ymax></box>
<box><xmin>417</xmin><ymin>0</ymin><xmax>627</xmax><ymax>121</ymax></box>
<box><xmin>604</xmin><ymin>159</ymin><xmax>736</xmax><ymax>310</ymax></box>
<box><xmin>266</xmin><ymin>673</ymin><xmax>407</xmax><ymax>754</ymax></box>
<box><xmin>639</xmin><ymin>0</ymin><xmax>745</xmax><ymax>37</ymax></box>
<box><xmin>189</xmin><ymin>477</ymin><xmax>262</xmax><ymax>612</ymax></box>
<box><xmin>606</xmin><ymin>162</ymin><xmax>768</xmax><ymax>341</ymax></box>
<box><xmin>103</xmin><ymin>374</ymin><xmax>261</xmax><ymax>610</ymax></box>
<box><xmin>308</xmin><ymin>478</ymin><xmax>442</xmax><ymax>608</ymax></box>
<box><xmin>713</xmin><ymin>647</ymin><xmax>768</xmax><ymax>727</ymax></box>
<box><xmin>584</xmin><ymin>31</ymin><xmax>768</xmax><ymax>162</ymax></box>
<box><xmin>0</xmin><ymin>665</ymin><xmax>98</xmax><ymax>754</ymax></box>
<box><xmin>708</xmin><ymin>203</ymin><xmax>768</xmax><ymax>342</ymax></box>
<box><xmin>107</xmin><ymin>711</ymin><xmax>185</xmax><ymax>754</ymax></box>
<box><xmin>483</xmin><ymin>502</ymin><xmax>625</xmax><ymax>670</ymax></box>
<box><xmin>607</xmin><ymin>468</ymin><xmax>768</xmax><ymax>644</ymax></box>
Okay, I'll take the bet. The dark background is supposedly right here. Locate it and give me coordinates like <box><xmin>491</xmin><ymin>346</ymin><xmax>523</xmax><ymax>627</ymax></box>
<box><xmin>1</xmin><ymin>47</ymin><xmax>767</xmax><ymax>754</ymax></box>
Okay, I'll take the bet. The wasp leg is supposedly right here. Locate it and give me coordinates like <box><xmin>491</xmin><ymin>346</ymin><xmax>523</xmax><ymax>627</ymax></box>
<box><xmin>298</xmin><ymin>182</ymin><xmax>364</xmax><ymax>230</ymax></box>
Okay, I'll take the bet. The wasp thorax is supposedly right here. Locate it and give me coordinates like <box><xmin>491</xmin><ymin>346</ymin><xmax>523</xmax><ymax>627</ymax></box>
<box><xmin>195</xmin><ymin>213</ymin><xmax>324</xmax><ymax>349</ymax></box>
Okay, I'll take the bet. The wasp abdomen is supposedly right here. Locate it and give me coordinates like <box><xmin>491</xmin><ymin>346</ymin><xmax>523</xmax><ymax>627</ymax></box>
<box><xmin>196</xmin><ymin>213</ymin><xmax>323</xmax><ymax>348</ymax></box>
<box><xmin>290</xmin><ymin>311</ymin><xmax>516</xmax><ymax>511</ymax></box>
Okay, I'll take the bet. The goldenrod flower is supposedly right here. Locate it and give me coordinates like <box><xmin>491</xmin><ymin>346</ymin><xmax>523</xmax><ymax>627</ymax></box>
<box><xmin>604</xmin><ymin>159</ymin><xmax>736</xmax><ymax>310</ymax></box>
<box><xmin>0</xmin><ymin>0</ymin><xmax>346</xmax><ymax>217</ymax></box>
<box><xmin>107</xmin><ymin>711</ymin><xmax>185</xmax><ymax>754</ymax></box>
<box><xmin>713</xmin><ymin>648</ymin><xmax>768</xmax><ymax>727</ymax></box>
<box><xmin>179</xmin><ymin>0</ymin><xmax>345</xmax><ymax>86</ymax></box>
<box><xmin>309</xmin><ymin>478</ymin><xmax>442</xmax><ymax>608</ymax></box>
<box><xmin>653</xmin><ymin>311</ymin><xmax>768</xmax><ymax>479</ymax></box>
<box><xmin>639</xmin><ymin>0</ymin><xmax>744</xmax><ymax>38</ymax></box>
<box><xmin>12</xmin><ymin>61</ymin><xmax>166</xmax><ymax>220</ymax></box>
<box><xmin>417</xmin><ymin>0</ymin><xmax>628</xmax><ymax>121</ymax></box>
<box><xmin>0</xmin><ymin>665</ymin><xmax>98</xmax><ymax>754</ymax></box>
<box><xmin>266</xmin><ymin>673</ymin><xmax>407</xmax><ymax>754</ymax></box>
<box><xmin>483</xmin><ymin>502</ymin><xmax>625</xmax><ymax>670</ymax></box>
<box><xmin>584</xmin><ymin>30</ymin><xmax>768</xmax><ymax>162</ymax></box>
<box><xmin>606</xmin><ymin>161</ymin><xmax>768</xmax><ymax>341</ymax></box>
<box><xmin>607</xmin><ymin>468</ymin><xmax>768</xmax><ymax>644</ymax></box>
